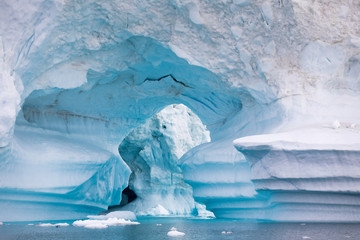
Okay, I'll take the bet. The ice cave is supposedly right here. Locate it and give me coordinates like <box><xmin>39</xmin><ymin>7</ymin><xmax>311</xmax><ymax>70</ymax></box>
<box><xmin>1</xmin><ymin>0</ymin><xmax>360</xmax><ymax>225</ymax></box>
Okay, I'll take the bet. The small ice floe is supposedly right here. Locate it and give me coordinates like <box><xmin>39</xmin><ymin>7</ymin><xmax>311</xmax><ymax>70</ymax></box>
<box><xmin>87</xmin><ymin>211</ymin><xmax>137</xmax><ymax>221</ymax></box>
<box><xmin>221</xmin><ymin>231</ymin><xmax>232</xmax><ymax>234</ymax></box>
<box><xmin>36</xmin><ymin>223</ymin><xmax>69</xmax><ymax>227</ymax></box>
<box><xmin>156</xmin><ymin>224</ymin><xmax>162</xmax><ymax>226</ymax></box>
<box><xmin>227</xmin><ymin>231</ymin><xmax>233</xmax><ymax>234</ymax></box>
<box><xmin>73</xmin><ymin>217</ymin><xmax>140</xmax><ymax>229</ymax></box>
<box><xmin>167</xmin><ymin>227</ymin><xmax>185</xmax><ymax>237</ymax></box>
<box><xmin>302</xmin><ymin>236</ymin><xmax>311</xmax><ymax>239</ymax></box>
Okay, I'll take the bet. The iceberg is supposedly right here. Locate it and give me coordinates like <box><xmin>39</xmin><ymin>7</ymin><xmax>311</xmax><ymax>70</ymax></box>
<box><xmin>0</xmin><ymin>0</ymin><xmax>359</xmax><ymax>222</ymax></box>
<box><xmin>73</xmin><ymin>218</ymin><xmax>140</xmax><ymax>229</ymax></box>
<box><xmin>73</xmin><ymin>210</ymin><xmax>140</xmax><ymax>229</ymax></box>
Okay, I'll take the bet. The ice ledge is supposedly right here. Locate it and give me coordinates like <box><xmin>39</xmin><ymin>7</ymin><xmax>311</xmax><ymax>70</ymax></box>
<box><xmin>233</xmin><ymin>125</ymin><xmax>360</xmax><ymax>151</ymax></box>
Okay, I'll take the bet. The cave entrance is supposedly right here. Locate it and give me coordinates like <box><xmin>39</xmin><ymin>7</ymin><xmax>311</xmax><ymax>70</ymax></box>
<box><xmin>107</xmin><ymin>186</ymin><xmax>137</xmax><ymax>210</ymax></box>
<box><xmin>117</xmin><ymin>104</ymin><xmax>210</xmax><ymax>216</ymax></box>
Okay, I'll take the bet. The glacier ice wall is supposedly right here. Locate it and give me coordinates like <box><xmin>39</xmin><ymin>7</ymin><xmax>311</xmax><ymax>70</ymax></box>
<box><xmin>0</xmin><ymin>0</ymin><xmax>360</xmax><ymax>221</ymax></box>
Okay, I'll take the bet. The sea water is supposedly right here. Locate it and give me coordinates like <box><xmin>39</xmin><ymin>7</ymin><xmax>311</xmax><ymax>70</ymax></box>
<box><xmin>0</xmin><ymin>218</ymin><xmax>359</xmax><ymax>240</ymax></box>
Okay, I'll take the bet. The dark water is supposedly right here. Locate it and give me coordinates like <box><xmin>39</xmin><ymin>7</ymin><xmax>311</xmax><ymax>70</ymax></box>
<box><xmin>0</xmin><ymin>218</ymin><xmax>359</xmax><ymax>240</ymax></box>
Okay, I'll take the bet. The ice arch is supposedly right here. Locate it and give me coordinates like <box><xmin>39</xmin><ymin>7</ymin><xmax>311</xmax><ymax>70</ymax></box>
<box><xmin>1</xmin><ymin>35</ymin><xmax>279</xmax><ymax>221</ymax></box>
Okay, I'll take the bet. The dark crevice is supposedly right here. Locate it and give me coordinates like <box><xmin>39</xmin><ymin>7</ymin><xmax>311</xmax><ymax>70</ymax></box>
<box><xmin>108</xmin><ymin>186</ymin><xmax>137</xmax><ymax>210</ymax></box>
<box><xmin>144</xmin><ymin>74</ymin><xmax>191</xmax><ymax>88</ymax></box>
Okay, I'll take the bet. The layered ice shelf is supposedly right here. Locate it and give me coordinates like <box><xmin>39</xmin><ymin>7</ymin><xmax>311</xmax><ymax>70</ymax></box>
<box><xmin>231</xmin><ymin>125</ymin><xmax>360</xmax><ymax>221</ymax></box>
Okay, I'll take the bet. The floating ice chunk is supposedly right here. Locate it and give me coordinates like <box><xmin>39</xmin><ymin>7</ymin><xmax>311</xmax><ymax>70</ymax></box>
<box><xmin>302</xmin><ymin>236</ymin><xmax>311</xmax><ymax>239</ymax></box>
<box><xmin>221</xmin><ymin>231</ymin><xmax>232</xmax><ymax>234</ymax></box>
<box><xmin>221</xmin><ymin>231</ymin><xmax>226</xmax><ymax>234</ymax></box>
<box><xmin>227</xmin><ymin>231</ymin><xmax>233</xmax><ymax>234</ymax></box>
<box><xmin>36</xmin><ymin>223</ymin><xmax>69</xmax><ymax>227</ymax></box>
<box><xmin>87</xmin><ymin>211</ymin><xmax>136</xmax><ymax>220</ymax></box>
<box><xmin>156</xmin><ymin>224</ymin><xmax>162</xmax><ymax>226</ymax></box>
<box><xmin>73</xmin><ymin>218</ymin><xmax>140</xmax><ymax>228</ymax></box>
<box><xmin>167</xmin><ymin>227</ymin><xmax>185</xmax><ymax>237</ymax></box>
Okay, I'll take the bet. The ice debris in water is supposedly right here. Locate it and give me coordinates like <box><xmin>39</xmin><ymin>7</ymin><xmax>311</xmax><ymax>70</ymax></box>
<box><xmin>156</xmin><ymin>224</ymin><xmax>162</xmax><ymax>226</ymax></box>
<box><xmin>167</xmin><ymin>227</ymin><xmax>185</xmax><ymax>237</ymax></box>
<box><xmin>302</xmin><ymin>236</ymin><xmax>311</xmax><ymax>239</ymax></box>
<box><xmin>36</xmin><ymin>223</ymin><xmax>69</xmax><ymax>227</ymax></box>
<box><xmin>221</xmin><ymin>231</ymin><xmax>232</xmax><ymax>234</ymax></box>
<box><xmin>73</xmin><ymin>211</ymin><xmax>140</xmax><ymax>229</ymax></box>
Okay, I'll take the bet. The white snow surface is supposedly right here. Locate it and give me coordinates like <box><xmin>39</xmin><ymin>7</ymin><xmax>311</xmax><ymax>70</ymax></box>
<box><xmin>73</xmin><ymin>217</ymin><xmax>139</xmax><ymax>228</ymax></box>
<box><xmin>73</xmin><ymin>210</ymin><xmax>139</xmax><ymax>228</ymax></box>
<box><xmin>87</xmin><ymin>211</ymin><xmax>137</xmax><ymax>221</ymax></box>
<box><xmin>167</xmin><ymin>227</ymin><xmax>185</xmax><ymax>237</ymax></box>
<box><xmin>234</xmin><ymin>126</ymin><xmax>360</xmax><ymax>151</ymax></box>
<box><xmin>36</xmin><ymin>223</ymin><xmax>69</xmax><ymax>227</ymax></box>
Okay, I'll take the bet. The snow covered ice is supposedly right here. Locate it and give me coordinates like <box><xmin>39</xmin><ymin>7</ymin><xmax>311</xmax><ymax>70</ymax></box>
<box><xmin>0</xmin><ymin>0</ymin><xmax>360</xmax><ymax>222</ymax></box>
<box><xmin>167</xmin><ymin>227</ymin><xmax>185</xmax><ymax>237</ymax></box>
<box><xmin>73</xmin><ymin>211</ymin><xmax>140</xmax><ymax>229</ymax></box>
<box><xmin>36</xmin><ymin>223</ymin><xmax>69</xmax><ymax>227</ymax></box>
